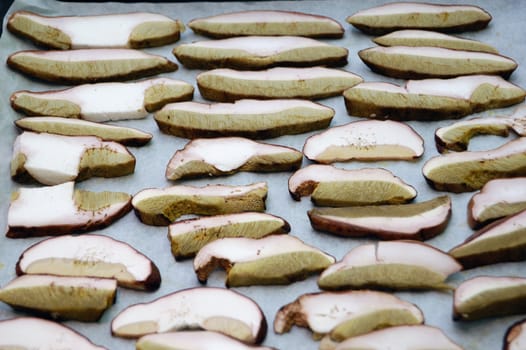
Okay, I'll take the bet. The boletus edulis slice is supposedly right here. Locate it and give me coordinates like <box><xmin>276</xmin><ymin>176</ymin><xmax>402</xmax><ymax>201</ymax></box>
<box><xmin>504</xmin><ymin>318</ymin><xmax>526</xmax><ymax>350</ymax></box>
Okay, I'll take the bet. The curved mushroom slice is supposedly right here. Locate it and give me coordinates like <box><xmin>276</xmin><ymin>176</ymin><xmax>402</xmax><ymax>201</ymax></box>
<box><xmin>169</xmin><ymin>212</ymin><xmax>290</xmax><ymax>260</ymax></box>
<box><xmin>308</xmin><ymin>196</ymin><xmax>451</xmax><ymax>241</ymax></box>
<box><xmin>132</xmin><ymin>182</ymin><xmax>267</xmax><ymax>226</ymax></box>
<box><xmin>10</xmin><ymin>78</ymin><xmax>194</xmax><ymax>121</ymax></box>
<box><xmin>154</xmin><ymin>99</ymin><xmax>334</xmax><ymax>139</ymax></box>
<box><xmin>7</xmin><ymin>49</ymin><xmax>177</xmax><ymax>84</ymax></box>
<box><xmin>0</xmin><ymin>274</ymin><xmax>116</xmax><ymax>322</ymax></box>
<box><xmin>504</xmin><ymin>319</ymin><xmax>526</xmax><ymax>350</ymax></box>
<box><xmin>7</xmin><ymin>11</ymin><xmax>184</xmax><ymax>49</ymax></box>
<box><xmin>358</xmin><ymin>46</ymin><xmax>517</xmax><ymax>80</ymax></box>
<box><xmin>188</xmin><ymin>10</ymin><xmax>344</xmax><ymax>38</ymax></box>
<box><xmin>11</xmin><ymin>132</ymin><xmax>135</xmax><ymax>185</ymax></box>
<box><xmin>194</xmin><ymin>235</ymin><xmax>335</xmax><ymax>287</ymax></box>
<box><xmin>16</xmin><ymin>234</ymin><xmax>160</xmax><ymax>291</ymax></box>
<box><xmin>197</xmin><ymin>67</ymin><xmax>363</xmax><ymax>102</ymax></box>
<box><xmin>7</xmin><ymin>182</ymin><xmax>131</xmax><ymax>238</ymax></box>
<box><xmin>166</xmin><ymin>137</ymin><xmax>302</xmax><ymax>180</ymax></box>
<box><xmin>303</xmin><ymin>120</ymin><xmax>423</xmax><ymax>164</ymax></box>
<box><xmin>346</xmin><ymin>2</ymin><xmax>491</xmax><ymax>35</ymax></box>
<box><xmin>288</xmin><ymin>165</ymin><xmax>416</xmax><ymax>206</ymax></box>
<box><xmin>318</xmin><ymin>241</ymin><xmax>461</xmax><ymax>291</ymax></box>
<box><xmin>111</xmin><ymin>287</ymin><xmax>267</xmax><ymax>343</ymax></box>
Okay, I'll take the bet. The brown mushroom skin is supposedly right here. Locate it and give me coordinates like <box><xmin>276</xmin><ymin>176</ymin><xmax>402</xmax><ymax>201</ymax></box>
<box><xmin>504</xmin><ymin>318</ymin><xmax>526</xmax><ymax>350</ymax></box>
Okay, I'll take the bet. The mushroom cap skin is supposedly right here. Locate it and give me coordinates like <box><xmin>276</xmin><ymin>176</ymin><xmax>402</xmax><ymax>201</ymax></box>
<box><xmin>504</xmin><ymin>318</ymin><xmax>526</xmax><ymax>350</ymax></box>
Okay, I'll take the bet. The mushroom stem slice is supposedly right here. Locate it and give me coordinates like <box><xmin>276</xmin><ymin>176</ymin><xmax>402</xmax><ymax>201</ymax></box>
<box><xmin>504</xmin><ymin>319</ymin><xmax>526</xmax><ymax>350</ymax></box>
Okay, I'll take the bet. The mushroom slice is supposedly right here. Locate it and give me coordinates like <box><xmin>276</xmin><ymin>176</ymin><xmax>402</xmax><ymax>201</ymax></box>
<box><xmin>16</xmin><ymin>234</ymin><xmax>161</xmax><ymax>291</ymax></box>
<box><xmin>0</xmin><ymin>317</ymin><xmax>106</xmax><ymax>350</ymax></box>
<box><xmin>7</xmin><ymin>49</ymin><xmax>177</xmax><ymax>84</ymax></box>
<box><xmin>0</xmin><ymin>274</ymin><xmax>116</xmax><ymax>322</ymax></box>
<box><xmin>358</xmin><ymin>46</ymin><xmax>517</xmax><ymax>80</ymax></box>
<box><xmin>111</xmin><ymin>287</ymin><xmax>267</xmax><ymax>343</ymax></box>
<box><xmin>504</xmin><ymin>319</ymin><xmax>526</xmax><ymax>350</ymax></box>
<box><xmin>308</xmin><ymin>196</ymin><xmax>451</xmax><ymax>241</ymax></box>
<box><xmin>7</xmin><ymin>182</ymin><xmax>131</xmax><ymax>238</ymax></box>
<box><xmin>454</xmin><ymin>276</ymin><xmax>526</xmax><ymax>321</ymax></box>
<box><xmin>10</xmin><ymin>78</ymin><xmax>194</xmax><ymax>121</ymax></box>
<box><xmin>7</xmin><ymin>11</ymin><xmax>184</xmax><ymax>49</ymax></box>
<box><xmin>11</xmin><ymin>132</ymin><xmax>135</xmax><ymax>185</ymax></box>
<box><xmin>166</xmin><ymin>137</ymin><xmax>302</xmax><ymax>180</ymax></box>
<box><xmin>132</xmin><ymin>182</ymin><xmax>267</xmax><ymax>226</ymax></box>
<box><xmin>317</xmin><ymin>241</ymin><xmax>461</xmax><ymax>291</ymax></box>
<box><xmin>422</xmin><ymin>137</ymin><xmax>526</xmax><ymax>193</ymax></box>
<box><xmin>197</xmin><ymin>67</ymin><xmax>363</xmax><ymax>102</ymax></box>
<box><xmin>288</xmin><ymin>165</ymin><xmax>416</xmax><ymax>206</ymax></box>
<box><xmin>346</xmin><ymin>2</ymin><xmax>491</xmax><ymax>35</ymax></box>
<box><xmin>154</xmin><ymin>99</ymin><xmax>334</xmax><ymax>139</ymax></box>
<box><xmin>173</xmin><ymin>36</ymin><xmax>348</xmax><ymax>69</ymax></box>
<box><xmin>168</xmin><ymin>212</ymin><xmax>290</xmax><ymax>260</ymax></box>
<box><xmin>188</xmin><ymin>10</ymin><xmax>344</xmax><ymax>38</ymax></box>
<box><xmin>194</xmin><ymin>235</ymin><xmax>335</xmax><ymax>287</ymax></box>
<box><xmin>303</xmin><ymin>120</ymin><xmax>423</xmax><ymax>164</ymax></box>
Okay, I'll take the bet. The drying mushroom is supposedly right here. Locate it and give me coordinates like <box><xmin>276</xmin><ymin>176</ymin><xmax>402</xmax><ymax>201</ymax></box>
<box><xmin>132</xmin><ymin>182</ymin><xmax>267</xmax><ymax>226</ymax></box>
<box><xmin>194</xmin><ymin>235</ymin><xmax>335</xmax><ymax>287</ymax></box>
<box><xmin>504</xmin><ymin>319</ymin><xmax>526</xmax><ymax>350</ymax></box>
<box><xmin>318</xmin><ymin>241</ymin><xmax>461</xmax><ymax>291</ymax></box>
<box><xmin>7</xmin><ymin>181</ymin><xmax>131</xmax><ymax>238</ymax></box>
<box><xmin>0</xmin><ymin>274</ymin><xmax>117</xmax><ymax>322</ymax></box>
<box><xmin>7</xmin><ymin>49</ymin><xmax>177</xmax><ymax>84</ymax></box>
<box><xmin>111</xmin><ymin>287</ymin><xmax>267</xmax><ymax>343</ymax></box>
<box><xmin>168</xmin><ymin>212</ymin><xmax>290</xmax><ymax>260</ymax></box>
<box><xmin>154</xmin><ymin>99</ymin><xmax>334</xmax><ymax>139</ymax></box>
<box><xmin>197</xmin><ymin>67</ymin><xmax>363</xmax><ymax>102</ymax></box>
<box><xmin>7</xmin><ymin>11</ymin><xmax>184</xmax><ymax>49</ymax></box>
<box><xmin>11</xmin><ymin>132</ymin><xmax>135</xmax><ymax>185</ymax></box>
<box><xmin>303</xmin><ymin>120</ymin><xmax>423</xmax><ymax>164</ymax></box>
<box><xmin>10</xmin><ymin>78</ymin><xmax>194</xmax><ymax>121</ymax></box>
<box><xmin>166</xmin><ymin>137</ymin><xmax>302</xmax><ymax>180</ymax></box>
<box><xmin>16</xmin><ymin>234</ymin><xmax>161</xmax><ymax>291</ymax></box>
<box><xmin>308</xmin><ymin>196</ymin><xmax>451</xmax><ymax>241</ymax></box>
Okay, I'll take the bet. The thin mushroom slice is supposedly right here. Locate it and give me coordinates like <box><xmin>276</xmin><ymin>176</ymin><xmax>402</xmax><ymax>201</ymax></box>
<box><xmin>132</xmin><ymin>182</ymin><xmax>267</xmax><ymax>226</ymax></box>
<box><xmin>154</xmin><ymin>99</ymin><xmax>334</xmax><ymax>139</ymax></box>
<box><xmin>7</xmin><ymin>49</ymin><xmax>177</xmax><ymax>84</ymax></box>
<box><xmin>111</xmin><ymin>287</ymin><xmax>267</xmax><ymax>343</ymax></box>
<box><xmin>168</xmin><ymin>212</ymin><xmax>290</xmax><ymax>260</ymax></box>
<box><xmin>308</xmin><ymin>196</ymin><xmax>451</xmax><ymax>241</ymax></box>
<box><xmin>194</xmin><ymin>235</ymin><xmax>335</xmax><ymax>287</ymax></box>
<box><xmin>7</xmin><ymin>11</ymin><xmax>184</xmax><ymax>49</ymax></box>
<box><xmin>16</xmin><ymin>234</ymin><xmax>161</xmax><ymax>291</ymax></box>
<box><xmin>317</xmin><ymin>241</ymin><xmax>461</xmax><ymax>291</ymax></box>
<box><xmin>303</xmin><ymin>120</ymin><xmax>423</xmax><ymax>164</ymax></box>
<box><xmin>7</xmin><ymin>181</ymin><xmax>131</xmax><ymax>238</ymax></box>
<box><xmin>0</xmin><ymin>274</ymin><xmax>117</xmax><ymax>322</ymax></box>
<box><xmin>197</xmin><ymin>67</ymin><xmax>363</xmax><ymax>102</ymax></box>
<box><xmin>166</xmin><ymin>137</ymin><xmax>302</xmax><ymax>180</ymax></box>
<box><xmin>504</xmin><ymin>318</ymin><xmax>526</xmax><ymax>350</ymax></box>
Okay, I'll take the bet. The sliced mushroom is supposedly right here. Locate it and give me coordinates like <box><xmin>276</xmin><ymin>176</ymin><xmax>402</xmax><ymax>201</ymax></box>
<box><xmin>169</xmin><ymin>212</ymin><xmax>290</xmax><ymax>260</ymax></box>
<box><xmin>303</xmin><ymin>120</ymin><xmax>423</xmax><ymax>164</ymax></box>
<box><xmin>346</xmin><ymin>2</ymin><xmax>491</xmax><ymax>35</ymax></box>
<box><xmin>7</xmin><ymin>11</ymin><xmax>184</xmax><ymax>49</ymax></box>
<box><xmin>188</xmin><ymin>10</ymin><xmax>344</xmax><ymax>38</ymax></box>
<box><xmin>288</xmin><ymin>165</ymin><xmax>416</xmax><ymax>206</ymax></box>
<box><xmin>10</xmin><ymin>78</ymin><xmax>194</xmax><ymax>121</ymax></box>
<box><xmin>0</xmin><ymin>274</ymin><xmax>117</xmax><ymax>322</ymax></box>
<box><xmin>132</xmin><ymin>182</ymin><xmax>267</xmax><ymax>226</ymax></box>
<box><xmin>318</xmin><ymin>241</ymin><xmax>461</xmax><ymax>291</ymax></box>
<box><xmin>166</xmin><ymin>137</ymin><xmax>302</xmax><ymax>180</ymax></box>
<box><xmin>194</xmin><ymin>235</ymin><xmax>335</xmax><ymax>287</ymax></box>
<box><xmin>111</xmin><ymin>287</ymin><xmax>267</xmax><ymax>343</ymax></box>
<box><xmin>11</xmin><ymin>132</ymin><xmax>135</xmax><ymax>185</ymax></box>
<box><xmin>454</xmin><ymin>276</ymin><xmax>526</xmax><ymax>321</ymax></box>
<box><xmin>308</xmin><ymin>196</ymin><xmax>451</xmax><ymax>241</ymax></box>
<box><xmin>7</xmin><ymin>181</ymin><xmax>131</xmax><ymax>238</ymax></box>
<box><xmin>504</xmin><ymin>319</ymin><xmax>526</xmax><ymax>350</ymax></box>
<box><xmin>7</xmin><ymin>49</ymin><xmax>177</xmax><ymax>84</ymax></box>
<box><xmin>16</xmin><ymin>234</ymin><xmax>161</xmax><ymax>291</ymax></box>
<box><xmin>197</xmin><ymin>67</ymin><xmax>363</xmax><ymax>102</ymax></box>
<box><xmin>154</xmin><ymin>99</ymin><xmax>334</xmax><ymax>139</ymax></box>
<box><xmin>422</xmin><ymin>137</ymin><xmax>526</xmax><ymax>193</ymax></box>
